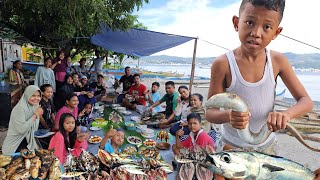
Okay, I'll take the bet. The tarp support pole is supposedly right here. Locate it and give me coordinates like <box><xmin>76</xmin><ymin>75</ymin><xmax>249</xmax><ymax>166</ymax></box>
<box><xmin>189</xmin><ymin>38</ymin><xmax>198</xmax><ymax>93</ymax></box>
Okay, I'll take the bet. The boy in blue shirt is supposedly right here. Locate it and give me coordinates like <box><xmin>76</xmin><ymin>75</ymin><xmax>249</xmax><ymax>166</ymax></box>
<box><xmin>146</xmin><ymin>82</ymin><xmax>161</xmax><ymax>112</ymax></box>
<box><xmin>100</xmin><ymin>127</ymin><xmax>125</xmax><ymax>154</ymax></box>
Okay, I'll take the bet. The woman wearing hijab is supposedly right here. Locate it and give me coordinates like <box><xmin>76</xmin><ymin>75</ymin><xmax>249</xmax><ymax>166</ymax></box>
<box><xmin>2</xmin><ymin>85</ymin><xmax>43</xmax><ymax>155</ymax></box>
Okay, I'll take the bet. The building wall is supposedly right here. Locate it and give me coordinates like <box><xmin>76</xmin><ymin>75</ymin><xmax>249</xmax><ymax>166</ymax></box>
<box><xmin>2</xmin><ymin>40</ymin><xmax>22</xmax><ymax>72</ymax></box>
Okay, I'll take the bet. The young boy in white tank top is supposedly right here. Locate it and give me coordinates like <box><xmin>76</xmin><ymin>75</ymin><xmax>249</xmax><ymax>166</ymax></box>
<box><xmin>206</xmin><ymin>0</ymin><xmax>313</xmax><ymax>155</ymax></box>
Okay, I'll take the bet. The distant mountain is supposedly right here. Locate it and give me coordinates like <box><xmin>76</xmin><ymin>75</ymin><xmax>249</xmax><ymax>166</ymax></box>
<box><xmin>126</xmin><ymin>53</ymin><xmax>320</xmax><ymax>69</ymax></box>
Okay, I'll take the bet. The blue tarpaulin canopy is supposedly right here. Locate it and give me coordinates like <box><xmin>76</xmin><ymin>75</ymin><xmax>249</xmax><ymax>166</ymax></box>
<box><xmin>90</xmin><ymin>26</ymin><xmax>195</xmax><ymax>57</ymax></box>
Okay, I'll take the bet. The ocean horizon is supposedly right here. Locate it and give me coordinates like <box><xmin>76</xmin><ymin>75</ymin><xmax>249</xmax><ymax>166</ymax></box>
<box><xmin>129</xmin><ymin>64</ymin><xmax>320</xmax><ymax>102</ymax></box>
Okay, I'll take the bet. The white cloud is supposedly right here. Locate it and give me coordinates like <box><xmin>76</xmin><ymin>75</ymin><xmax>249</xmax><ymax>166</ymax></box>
<box><xmin>138</xmin><ymin>0</ymin><xmax>320</xmax><ymax>57</ymax></box>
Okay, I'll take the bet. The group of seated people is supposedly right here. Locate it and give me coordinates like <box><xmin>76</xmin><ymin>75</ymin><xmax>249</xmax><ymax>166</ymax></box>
<box><xmin>3</xmin><ymin>52</ymin><xmax>220</xmax><ymax>171</ymax></box>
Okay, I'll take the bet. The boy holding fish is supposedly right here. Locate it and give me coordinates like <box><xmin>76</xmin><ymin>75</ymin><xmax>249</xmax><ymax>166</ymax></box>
<box><xmin>206</xmin><ymin>0</ymin><xmax>313</xmax><ymax>155</ymax></box>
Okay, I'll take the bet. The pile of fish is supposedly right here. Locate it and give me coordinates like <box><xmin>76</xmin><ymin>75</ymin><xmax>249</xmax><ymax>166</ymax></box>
<box><xmin>174</xmin><ymin>145</ymin><xmax>214</xmax><ymax>180</ymax></box>
<box><xmin>0</xmin><ymin>149</ymin><xmax>61</xmax><ymax>180</ymax></box>
<box><xmin>97</xmin><ymin>149</ymin><xmax>171</xmax><ymax>180</ymax></box>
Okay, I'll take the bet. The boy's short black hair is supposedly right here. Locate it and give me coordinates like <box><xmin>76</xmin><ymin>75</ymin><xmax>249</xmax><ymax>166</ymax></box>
<box><xmin>239</xmin><ymin>0</ymin><xmax>285</xmax><ymax>22</ymax></box>
<box><xmin>72</xmin><ymin>72</ymin><xmax>78</xmax><ymax>77</ymax></box>
<box><xmin>44</xmin><ymin>57</ymin><xmax>52</xmax><ymax>63</ymax></box>
<box><xmin>187</xmin><ymin>112</ymin><xmax>202</xmax><ymax>123</ymax></box>
<box><xmin>133</xmin><ymin>73</ymin><xmax>140</xmax><ymax>78</ymax></box>
<box><xmin>97</xmin><ymin>74</ymin><xmax>104</xmax><ymax>79</ymax></box>
<box><xmin>125</xmin><ymin>66</ymin><xmax>131</xmax><ymax>70</ymax></box>
<box><xmin>165</xmin><ymin>81</ymin><xmax>175</xmax><ymax>87</ymax></box>
<box><xmin>152</xmin><ymin>82</ymin><xmax>160</xmax><ymax>87</ymax></box>
<box><xmin>40</xmin><ymin>84</ymin><xmax>52</xmax><ymax>92</ymax></box>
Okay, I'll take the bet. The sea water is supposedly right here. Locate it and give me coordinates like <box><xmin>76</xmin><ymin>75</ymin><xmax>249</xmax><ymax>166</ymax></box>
<box><xmin>136</xmin><ymin>64</ymin><xmax>320</xmax><ymax>102</ymax></box>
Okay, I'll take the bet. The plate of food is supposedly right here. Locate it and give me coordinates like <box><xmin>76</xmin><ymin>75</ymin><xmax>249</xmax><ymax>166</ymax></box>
<box><xmin>121</xmin><ymin>145</ymin><xmax>138</xmax><ymax>156</ymax></box>
<box><xmin>111</xmin><ymin>104</ymin><xmax>121</xmax><ymax>108</ymax></box>
<box><xmin>131</xmin><ymin>116</ymin><xmax>141</xmax><ymax>122</ymax></box>
<box><xmin>139</xmin><ymin>147</ymin><xmax>160</xmax><ymax>160</ymax></box>
<box><xmin>127</xmin><ymin>136</ymin><xmax>142</xmax><ymax>145</ymax></box>
<box><xmin>88</xmin><ymin>135</ymin><xmax>102</xmax><ymax>144</ymax></box>
<box><xmin>156</xmin><ymin>131</ymin><xmax>171</xmax><ymax>142</ymax></box>
<box><xmin>143</xmin><ymin>139</ymin><xmax>156</xmax><ymax>147</ymax></box>
<box><xmin>90</xmin><ymin>126</ymin><xmax>102</xmax><ymax>131</ymax></box>
<box><xmin>141</xmin><ymin>132</ymin><xmax>154</xmax><ymax>139</ymax></box>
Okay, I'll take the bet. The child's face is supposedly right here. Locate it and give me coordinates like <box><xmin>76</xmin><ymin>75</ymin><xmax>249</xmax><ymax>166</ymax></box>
<box><xmin>44</xmin><ymin>59</ymin><xmax>52</xmax><ymax>68</ymax></box>
<box><xmin>73</xmin><ymin>74</ymin><xmax>79</xmax><ymax>83</ymax></box>
<box><xmin>81</xmin><ymin>78</ymin><xmax>87</xmax><ymax>85</ymax></box>
<box><xmin>63</xmin><ymin>116</ymin><xmax>75</xmax><ymax>133</ymax></box>
<box><xmin>80</xmin><ymin>60</ymin><xmax>86</xmax><ymax>66</ymax></box>
<box><xmin>165</xmin><ymin>85</ymin><xmax>175</xmax><ymax>95</ymax></box>
<box><xmin>67</xmin><ymin>57</ymin><xmax>72</xmax><ymax>63</ymax></box>
<box><xmin>151</xmin><ymin>85</ymin><xmax>159</xmax><ymax>93</ymax></box>
<box><xmin>42</xmin><ymin>87</ymin><xmax>53</xmax><ymax>99</ymax></box>
<box><xmin>133</xmin><ymin>76</ymin><xmax>140</xmax><ymax>84</ymax></box>
<box><xmin>111</xmin><ymin>131</ymin><xmax>125</xmax><ymax>146</ymax></box>
<box><xmin>97</xmin><ymin>76</ymin><xmax>104</xmax><ymax>84</ymax></box>
<box><xmin>190</xmin><ymin>95</ymin><xmax>202</xmax><ymax>108</ymax></box>
<box><xmin>67</xmin><ymin>76</ymin><xmax>73</xmax><ymax>84</ymax></box>
<box><xmin>188</xmin><ymin>118</ymin><xmax>201</xmax><ymax>133</ymax></box>
<box><xmin>28</xmin><ymin>91</ymin><xmax>41</xmax><ymax>105</ymax></box>
<box><xmin>87</xmin><ymin>91</ymin><xmax>94</xmax><ymax>98</ymax></box>
<box><xmin>15</xmin><ymin>61</ymin><xmax>22</xmax><ymax>70</ymax></box>
<box><xmin>59</xmin><ymin>52</ymin><xmax>65</xmax><ymax>60</ymax></box>
<box><xmin>179</xmin><ymin>88</ymin><xmax>189</xmax><ymax>99</ymax></box>
<box><xmin>233</xmin><ymin>3</ymin><xmax>282</xmax><ymax>52</ymax></box>
<box><xmin>84</xmin><ymin>104</ymin><xmax>92</xmax><ymax>114</ymax></box>
<box><xmin>66</xmin><ymin>96</ymin><xmax>79</xmax><ymax>108</ymax></box>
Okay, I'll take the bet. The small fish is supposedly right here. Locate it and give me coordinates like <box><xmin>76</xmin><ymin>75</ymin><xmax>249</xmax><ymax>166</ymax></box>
<box><xmin>61</xmin><ymin>172</ymin><xmax>86</xmax><ymax>178</ymax></box>
<box><xmin>201</xmin><ymin>150</ymin><xmax>315</xmax><ymax>180</ymax></box>
<box><xmin>119</xmin><ymin>165</ymin><xmax>146</xmax><ymax>175</ymax></box>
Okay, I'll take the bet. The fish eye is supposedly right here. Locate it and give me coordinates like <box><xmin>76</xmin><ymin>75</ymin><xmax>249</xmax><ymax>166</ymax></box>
<box><xmin>220</xmin><ymin>153</ymin><xmax>231</xmax><ymax>163</ymax></box>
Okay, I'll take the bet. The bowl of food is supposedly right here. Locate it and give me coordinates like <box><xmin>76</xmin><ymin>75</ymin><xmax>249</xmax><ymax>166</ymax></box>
<box><xmin>125</xmin><ymin>122</ymin><xmax>136</xmax><ymax>131</ymax></box>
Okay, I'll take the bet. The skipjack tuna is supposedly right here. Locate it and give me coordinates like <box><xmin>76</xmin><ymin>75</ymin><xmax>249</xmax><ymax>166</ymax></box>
<box><xmin>201</xmin><ymin>150</ymin><xmax>315</xmax><ymax>180</ymax></box>
<box><xmin>205</xmin><ymin>93</ymin><xmax>320</xmax><ymax>152</ymax></box>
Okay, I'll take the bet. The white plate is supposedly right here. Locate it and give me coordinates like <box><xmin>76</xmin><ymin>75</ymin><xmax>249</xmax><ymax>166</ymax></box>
<box><xmin>88</xmin><ymin>136</ymin><xmax>102</xmax><ymax>144</ymax></box>
<box><xmin>127</xmin><ymin>136</ymin><xmax>142</xmax><ymax>145</ymax></box>
<box><xmin>131</xmin><ymin>116</ymin><xmax>141</xmax><ymax>122</ymax></box>
<box><xmin>112</xmin><ymin>104</ymin><xmax>121</xmax><ymax>108</ymax></box>
<box><xmin>121</xmin><ymin>111</ymin><xmax>132</xmax><ymax>116</ymax></box>
<box><xmin>115</xmin><ymin>107</ymin><xmax>126</xmax><ymax>111</ymax></box>
<box><xmin>141</xmin><ymin>132</ymin><xmax>154</xmax><ymax>139</ymax></box>
<box><xmin>90</xmin><ymin>126</ymin><xmax>102</xmax><ymax>131</ymax></box>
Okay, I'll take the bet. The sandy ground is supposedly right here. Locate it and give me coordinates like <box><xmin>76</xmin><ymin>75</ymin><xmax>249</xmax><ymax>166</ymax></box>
<box><xmin>0</xmin><ymin>78</ymin><xmax>319</xmax><ymax>172</ymax></box>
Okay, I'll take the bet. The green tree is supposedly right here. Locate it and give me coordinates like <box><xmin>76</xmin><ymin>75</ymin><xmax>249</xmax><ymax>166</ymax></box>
<box><xmin>0</xmin><ymin>0</ymin><xmax>148</xmax><ymax>58</ymax></box>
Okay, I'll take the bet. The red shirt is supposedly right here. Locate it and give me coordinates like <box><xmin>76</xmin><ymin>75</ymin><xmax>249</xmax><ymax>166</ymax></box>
<box><xmin>128</xmin><ymin>83</ymin><xmax>147</xmax><ymax>106</ymax></box>
<box><xmin>181</xmin><ymin>130</ymin><xmax>214</xmax><ymax>149</ymax></box>
<box><xmin>48</xmin><ymin>132</ymin><xmax>88</xmax><ymax>164</ymax></box>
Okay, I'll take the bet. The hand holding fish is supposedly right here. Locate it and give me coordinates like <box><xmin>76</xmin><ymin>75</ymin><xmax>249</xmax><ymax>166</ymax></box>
<box><xmin>229</xmin><ymin>110</ymin><xmax>250</xmax><ymax>130</ymax></box>
<box><xmin>106</xmin><ymin>126</ymin><xmax>117</xmax><ymax>138</ymax></box>
<box><xmin>267</xmin><ymin>111</ymin><xmax>290</xmax><ymax>132</ymax></box>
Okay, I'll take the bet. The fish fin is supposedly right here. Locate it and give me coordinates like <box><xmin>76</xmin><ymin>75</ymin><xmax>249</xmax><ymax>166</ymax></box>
<box><xmin>262</xmin><ymin>164</ymin><xmax>285</xmax><ymax>172</ymax></box>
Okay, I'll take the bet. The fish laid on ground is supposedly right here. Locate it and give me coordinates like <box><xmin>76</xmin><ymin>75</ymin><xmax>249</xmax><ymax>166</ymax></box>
<box><xmin>49</xmin><ymin>158</ymin><xmax>62</xmax><ymax>180</ymax></box>
<box><xmin>201</xmin><ymin>150</ymin><xmax>315</xmax><ymax>180</ymax></box>
<box><xmin>179</xmin><ymin>162</ymin><xmax>194</xmax><ymax>180</ymax></box>
<box><xmin>196</xmin><ymin>163</ymin><xmax>214</xmax><ymax>180</ymax></box>
<box><xmin>0</xmin><ymin>168</ymin><xmax>6</xmax><ymax>180</ymax></box>
<box><xmin>9</xmin><ymin>168</ymin><xmax>31</xmax><ymax>180</ymax></box>
<box><xmin>206</xmin><ymin>92</ymin><xmax>320</xmax><ymax>152</ymax></box>
<box><xmin>0</xmin><ymin>154</ymin><xmax>12</xmax><ymax>168</ymax></box>
<box><xmin>5</xmin><ymin>157</ymin><xmax>23</xmax><ymax>179</ymax></box>
<box><xmin>30</xmin><ymin>156</ymin><xmax>41</xmax><ymax>178</ymax></box>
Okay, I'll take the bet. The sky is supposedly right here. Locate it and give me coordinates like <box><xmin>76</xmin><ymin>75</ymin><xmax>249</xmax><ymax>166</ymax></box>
<box><xmin>135</xmin><ymin>0</ymin><xmax>320</xmax><ymax>57</ymax></box>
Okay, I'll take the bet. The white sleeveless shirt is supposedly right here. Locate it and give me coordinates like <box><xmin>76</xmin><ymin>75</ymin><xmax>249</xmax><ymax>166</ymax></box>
<box><xmin>222</xmin><ymin>49</ymin><xmax>276</xmax><ymax>148</ymax></box>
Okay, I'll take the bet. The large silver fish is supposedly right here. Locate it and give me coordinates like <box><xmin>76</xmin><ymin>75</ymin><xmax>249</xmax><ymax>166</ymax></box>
<box><xmin>205</xmin><ymin>92</ymin><xmax>320</xmax><ymax>152</ymax></box>
<box><xmin>201</xmin><ymin>151</ymin><xmax>315</xmax><ymax>180</ymax></box>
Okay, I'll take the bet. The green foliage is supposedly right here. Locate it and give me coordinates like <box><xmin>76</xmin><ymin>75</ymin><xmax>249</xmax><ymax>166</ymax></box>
<box><xmin>0</xmin><ymin>0</ymin><xmax>149</xmax><ymax>57</ymax></box>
